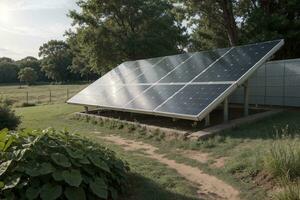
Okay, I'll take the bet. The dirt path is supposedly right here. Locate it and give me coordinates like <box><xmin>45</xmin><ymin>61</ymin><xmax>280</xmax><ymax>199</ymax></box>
<box><xmin>99</xmin><ymin>134</ymin><xmax>240</xmax><ymax>200</ymax></box>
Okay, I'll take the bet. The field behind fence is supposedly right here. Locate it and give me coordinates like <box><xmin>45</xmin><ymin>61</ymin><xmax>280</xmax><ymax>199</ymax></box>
<box><xmin>0</xmin><ymin>84</ymin><xmax>88</xmax><ymax>106</ymax></box>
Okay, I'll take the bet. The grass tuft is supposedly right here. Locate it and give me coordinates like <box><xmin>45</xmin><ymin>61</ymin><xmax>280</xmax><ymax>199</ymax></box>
<box><xmin>263</xmin><ymin>139</ymin><xmax>300</xmax><ymax>179</ymax></box>
<box><xmin>275</xmin><ymin>177</ymin><xmax>300</xmax><ymax>200</ymax></box>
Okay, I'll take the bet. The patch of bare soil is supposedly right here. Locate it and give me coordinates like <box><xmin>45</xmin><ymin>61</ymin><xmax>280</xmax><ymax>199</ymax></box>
<box><xmin>180</xmin><ymin>150</ymin><xmax>210</xmax><ymax>164</ymax></box>
<box><xmin>252</xmin><ymin>171</ymin><xmax>275</xmax><ymax>191</ymax></box>
<box><xmin>211</xmin><ymin>157</ymin><xmax>228</xmax><ymax>168</ymax></box>
<box><xmin>177</xmin><ymin>149</ymin><xmax>227</xmax><ymax>169</ymax></box>
<box><xmin>100</xmin><ymin>134</ymin><xmax>240</xmax><ymax>200</ymax></box>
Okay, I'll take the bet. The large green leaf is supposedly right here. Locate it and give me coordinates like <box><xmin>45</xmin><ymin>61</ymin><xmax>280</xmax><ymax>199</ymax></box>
<box><xmin>40</xmin><ymin>183</ymin><xmax>62</xmax><ymax>200</ymax></box>
<box><xmin>110</xmin><ymin>187</ymin><xmax>118</xmax><ymax>200</ymax></box>
<box><xmin>3</xmin><ymin>137</ymin><xmax>14</xmax><ymax>151</ymax></box>
<box><xmin>89</xmin><ymin>177</ymin><xmax>108</xmax><ymax>199</ymax></box>
<box><xmin>0</xmin><ymin>160</ymin><xmax>12</xmax><ymax>176</ymax></box>
<box><xmin>65</xmin><ymin>147</ymin><xmax>84</xmax><ymax>159</ymax></box>
<box><xmin>52</xmin><ymin>170</ymin><xmax>63</xmax><ymax>181</ymax></box>
<box><xmin>0</xmin><ymin>130</ymin><xmax>7</xmax><ymax>142</ymax></box>
<box><xmin>79</xmin><ymin>157</ymin><xmax>90</xmax><ymax>165</ymax></box>
<box><xmin>14</xmin><ymin>148</ymin><xmax>28</xmax><ymax>161</ymax></box>
<box><xmin>25</xmin><ymin>165</ymin><xmax>41</xmax><ymax>177</ymax></box>
<box><xmin>0</xmin><ymin>181</ymin><xmax>4</xmax><ymax>189</ymax></box>
<box><xmin>0</xmin><ymin>142</ymin><xmax>5</xmax><ymax>151</ymax></box>
<box><xmin>3</xmin><ymin>175</ymin><xmax>21</xmax><ymax>190</ymax></box>
<box><xmin>62</xmin><ymin>169</ymin><xmax>82</xmax><ymax>187</ymax></box>
<box><xmin>64</xmin><ymin>187</ymin><xmax>86</xmax><ymax>200</ymax></box>
<box><xmin>51</xmin><ymin>153</ymin><xmax>71</xmax><ymax>168</ymax></box>
<box><xmin>26</xmin><ymin>186</ymin><xmax>40</xmax><ymax>200</ymax></box>
<box><xmin>39</xmin><ymin>162</ymin><xmax>55</xmax><ymax>175</ymax></box>
<box><xmin>88</xmin><ymin>154</ymin><xmax>110</xmax><ymax>173</ymax></box>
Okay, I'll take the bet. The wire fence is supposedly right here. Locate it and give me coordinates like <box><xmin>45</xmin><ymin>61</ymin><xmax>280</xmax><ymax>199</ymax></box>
<box><xmin>0</xmin><ymin>85</ymin><xmax>87</xmax><ymax>106</ymax></box>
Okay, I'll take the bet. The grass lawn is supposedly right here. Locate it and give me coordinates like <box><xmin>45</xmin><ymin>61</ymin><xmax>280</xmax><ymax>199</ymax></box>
<box><xmin>15</xmin><ymin>104</ymin><xmax>300</xmax><ymax>199</ymax></box>
<box><xmin>0</xmin><ymin>83</ymin><xmax>88</xmax><ymax>106</ymax></box>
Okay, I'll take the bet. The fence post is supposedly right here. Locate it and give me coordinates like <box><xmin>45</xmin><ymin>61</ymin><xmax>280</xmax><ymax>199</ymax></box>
<box><xmin>67</xmin><ymin>89</ymin><xmax>69</xmax><ymax>99</ymax></box>
<box><xmin>49</xmin><ymin>90</ymin><xmax>52</xmax><ymax>103</ymax></box>
<box><xmin>26</xmin><ymin>92</ymin><xmax>29</xmax><ymax>104</ymax></box>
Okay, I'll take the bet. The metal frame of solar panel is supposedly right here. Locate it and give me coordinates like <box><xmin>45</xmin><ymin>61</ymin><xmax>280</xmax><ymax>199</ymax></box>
<box><xmin>67</xmin><ymin>39</ymin><xmax>284</xmax><ymax>121</ymax></box>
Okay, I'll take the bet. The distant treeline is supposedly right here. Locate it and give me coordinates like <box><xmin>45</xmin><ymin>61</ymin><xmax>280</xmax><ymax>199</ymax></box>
<box><xmin>1</xmin><ymin>0</ymin><xmax>299</xmax><ymax>84</ymax></box>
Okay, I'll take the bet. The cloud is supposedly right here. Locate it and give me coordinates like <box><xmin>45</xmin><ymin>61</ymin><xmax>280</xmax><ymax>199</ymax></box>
<box><xmin>0</xmin><ymin>24</ymin><xmax>67</xmax><ymax>39</ymax></box>
<box><xmin>0</xmin><ymin>0</ymin><xmax>78</xmax><ymax>60</ymax></box>
<box><xmin>6</xmin><ymin>0</ymin><xmax>76</xmax><ymax>11</ymax></box>
<box><xmin>0</xmin><ymin>47</ymin><xmax>24</xmax><ymax>57</ymax></box>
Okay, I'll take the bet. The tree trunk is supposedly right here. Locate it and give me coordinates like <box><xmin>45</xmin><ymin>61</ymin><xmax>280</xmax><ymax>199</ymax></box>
<box><xmin>218</xmin><ymin>0</ymin><xmax>238</xmax><ymax>46</ymax></box>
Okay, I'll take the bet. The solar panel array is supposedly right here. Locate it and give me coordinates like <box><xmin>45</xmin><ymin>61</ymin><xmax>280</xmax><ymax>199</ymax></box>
<box><xmin>68</xmin><ymin>39</ymin><xmax>284</xmax><ymax>120</ymax></box>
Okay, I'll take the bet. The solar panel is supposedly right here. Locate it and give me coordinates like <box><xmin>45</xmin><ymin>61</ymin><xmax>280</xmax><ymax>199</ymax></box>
<box><xmin>159</xmin><ymin>48</ymin><xmax>230</xmax><ymax>83</ymax></box>
<box><xmin>155</xmin><ymin>84</ymin><xmax>231</xmax><ymax>116</ymax></box>
<box><xmin>126</xmin><ymin>84</ymin><xmax>184</xmax><ymax>111</ymax></box>
<box><xmin>68</xmin><ymin>39</ymin><xmax>284</xmax><ymax>121</ymax></box>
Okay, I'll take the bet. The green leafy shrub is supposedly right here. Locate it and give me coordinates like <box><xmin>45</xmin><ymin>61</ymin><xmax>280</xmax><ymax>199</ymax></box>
<box><xmin>0</xmin><ymin>128</ymin><xmax>129</xmax><ymax>200</ymax></box>
<box><xmin>0</xmin><ymin>99</ymin><xmax>20</xmax><ymax>130</ymax></box>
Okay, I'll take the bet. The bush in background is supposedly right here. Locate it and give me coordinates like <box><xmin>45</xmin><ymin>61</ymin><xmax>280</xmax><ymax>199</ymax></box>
<box><xmin>0</xmin><ymin>128</ymin><xmax>129</xmax><ymax>200</ymax></box>
<box><xmin>0</xmin><ymin>98</ymin><xmax>20</xmax><ymax>130</ymax></box>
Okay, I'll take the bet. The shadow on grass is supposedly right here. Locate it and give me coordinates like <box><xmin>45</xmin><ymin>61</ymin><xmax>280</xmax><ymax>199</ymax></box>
<box><xmin>221</xmin><ymin>110</ymin><xmax>300</xmax><ymax>140</ymax></box>
<box><xmin>124</xmin><ymin>173</ymin><xmax>200</xmax><ymax>200</ymax></box>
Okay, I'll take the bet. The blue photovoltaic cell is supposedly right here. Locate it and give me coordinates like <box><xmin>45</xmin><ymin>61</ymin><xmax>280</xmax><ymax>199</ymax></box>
<box><xmin>156</xmin><ymin>84</ymin><xmax>231</xmax><ymax>116</ymax></box>
<box><xmin>159</xmin><ymin>48</ymin><xmax>230</xmax><ymax>83</ymax></box>
<box><xmin>126</xmin><ymin>85</ymin><xmax>184</xmax><ymax>111</ymax></box>
<box><xmin>192</xmin><ymin>40</ymin><xmax>281</xmax><ymax>82</ymax></box>
<box><xmin>130</xmin><ymin>53</ymin><xmax>193</xmax><ymax>83</ymax></box>
<box><xmin>96</xmin><ymin>57</ymin><xmax>163</xmax><ymax>85</ymax></box>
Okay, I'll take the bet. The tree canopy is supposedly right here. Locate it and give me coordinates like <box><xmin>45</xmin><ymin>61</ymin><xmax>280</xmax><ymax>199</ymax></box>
<box><xmin>39</xmin><ymin>40</ymin><xmax>73</xmax><ymax>82</ymax></box>
<box><xmin>67</xmin><ymin>0</ymin><xmax>188</xmax><ymax>75</ymax></box>
<box><xmin>18</xmin><ymin>67</ymin><xmax>38</xmax><ymax>85</ymax></box>
<box><xmin>0</xmin><ymin>62</ymin><xmax>18</xmax><ymax>83</ymax></box>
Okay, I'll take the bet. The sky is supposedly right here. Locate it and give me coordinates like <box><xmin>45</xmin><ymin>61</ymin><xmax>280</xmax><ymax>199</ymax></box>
<box><xmin>0</xmin><ymin>0</ymin><xmax>79</xmax><ymax>60</ymax></box>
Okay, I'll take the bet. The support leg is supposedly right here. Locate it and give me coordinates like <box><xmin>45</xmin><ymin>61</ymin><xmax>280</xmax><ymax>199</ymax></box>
<box><xmin>224</xmin><ymin>98</ymin><xmax>229</xmax><ymax>122</ymax></box>
<box><xmin>84</xmin><ymin>106</ymin><xmax>89</xmax><ymax>113</ymax></box>
<box><xmin>244</xmin><ymin>81</ymin><xmax>249</xmax><ymax>117</ymax></box>
<box><xmin>205</xmin><ymin>113</ymin><xmax>210</xmax><ymax>127</ymax></box>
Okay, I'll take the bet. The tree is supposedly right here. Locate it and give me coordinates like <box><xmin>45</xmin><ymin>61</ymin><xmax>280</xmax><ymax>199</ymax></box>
<box><xmin>0</xmin><ymin>57</ymin><xmax>14</xmax><ymax>63</ymax></box>
<box><xmin>179</xmin><ymin>0</ymin><xmax>238</xmax><ymax>51</ymax></box>
<box><xmin>17</xmin><ymin>56</ymin><xmax>47</xmax><ymax>82</ymax></box>
<box><xmin>239</xmin><ymin>0</ymin><xmax>300</xmax><ymax>59</ymax></box>
<box><xmin>18</xmin><ymin>67</ymin><xmax>38</xmax><ymax>85</ymax></box>
<box><xmin>0</xmin><ymin>62</ymin><xmax>18</xmax><ymax>83</ymax></box>
<box><xmin>39</xmin><ymin>40</ymin><xmax>73</xmax><ymax>82</ymax></box>
<box><xmin>66</xmin><ymin>32</ymin><xmax>98</xmax><ymax>80</ymax></box>
<box><xmin>67</xmin><ymin>0</ymin><xmax>187</xmax><ymax>75</ymax></box>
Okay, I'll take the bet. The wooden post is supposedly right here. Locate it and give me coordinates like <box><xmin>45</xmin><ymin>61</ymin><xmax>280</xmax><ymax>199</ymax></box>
<box><xmin>205</xmin><ymin>113</ymin><xmax>210</xmax><ymax>127</ymax></box>
<box><xmin>67</xmin><ymin>89</ymin><xmax>69</xmax><ymax>99</ymax></box>
<box><xmin>224</xmin><ymin>97</ymin><xmax>229</xmax><ymax>122</ymax></box>
<box><xmin>244</xmin><ymin>81</ymin><xmax>249</xmax><ymax>116</ymax></box>
<box><xmin>26</xmin><ymin>92</ymin><xmax>29</xmax><ymax>104</ymax></box>
<box><xmin>49</xmin><ymin>90</ymin><xmax>52</xmax><ymax>103</ymax></box>
<box><xmin>84</xmin><ymin>106</ymin><xmax>89</xmax><ymax>113</ymax></box>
